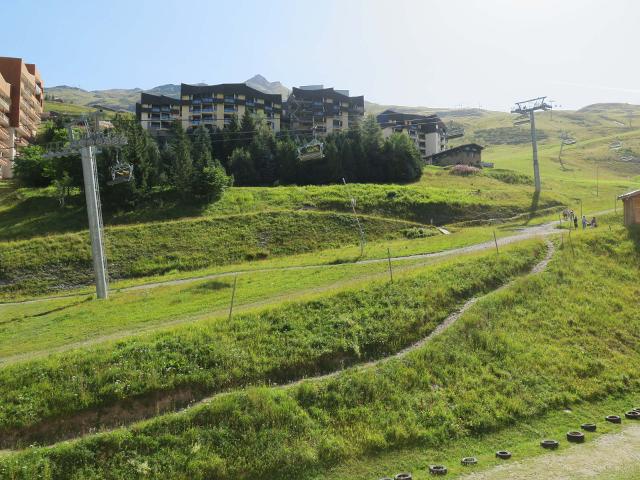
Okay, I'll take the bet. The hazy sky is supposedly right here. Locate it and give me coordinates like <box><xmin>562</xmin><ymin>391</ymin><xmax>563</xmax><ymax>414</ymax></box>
<box><xmin>5</xmin><ymin>0</ymin><xmax>640</xmax><ymax>110</ymax></box>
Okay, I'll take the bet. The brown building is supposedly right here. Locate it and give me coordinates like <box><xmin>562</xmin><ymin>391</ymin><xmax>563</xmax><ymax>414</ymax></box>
<box><xmin>0</xmin><ymin>72</ymin><xmax>12</xmax><ymax>178</ymax></box>
<box><xmin>427</xmin><ymin>143</ymin><xmax>483</xmax><ymax>167</ymax></box>
<box><xmin>618</xmin><ymin>190</ymin><xmax>640</xmax><ymax>226</ymax></box>
<box><xmin>286</xmin><ymin>86</ymin><xmax>364</xmax><ymax>135</ymax></box>
<box><xmin>0</xmin><ymin>57</ymin><xmax>44</xmax><ymax>179</ymax></box>
<box><xmin>376</xmin><ymin>110</ymin><xmax>449</xmax><ymax>162</ymax></box>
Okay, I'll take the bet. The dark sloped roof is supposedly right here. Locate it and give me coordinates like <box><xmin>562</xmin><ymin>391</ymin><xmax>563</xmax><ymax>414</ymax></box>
<box><xmin>427</xmin><ymin>143</ymin><xmax>484</xmax><ymax>160</ymax></box>
<box><xmin>291</xmin><ymin>86</ymin><xmax>364</xmax><ymax>106</ymax></box>
<box><xmin>181</xmin><ymin>83</ymin><xmax>282</xmax><ymax>102</ymax></box>
<box><xmin>377</xmin><ymin>110</ymin><xmax>445</xmax><ymax>133</ymax></box>
<box><xmin>140</xmin><ymin>92</ymin><xmax>181</xmax><ymax>106</ymax></box>
<box><xmin>618</xmin><ymin>189</ymin><xmax>640</xmax><ymax>200</ymax></box>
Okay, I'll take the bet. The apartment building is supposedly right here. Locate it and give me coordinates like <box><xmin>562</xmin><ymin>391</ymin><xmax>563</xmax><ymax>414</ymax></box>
<box><xmin>0</xmin><ymin>73</ymin><xmax>12</xmax><ymax>177</ymax></box>
<box><xmin>135</xmin><ymin>93</ymin><xmax>181</xmax><ymax>135</ymax></box>
<box><xmin>285</xmin><ymin>86</ymin><xmax>364</xmax><ymax>134</ymax></box>
<box><xmin>137</xmin><ymin>83</ymin><xmax>282</xmax><ymax>134</ymax></box>
<box><xmin>0</xmin><ymin>57</ymin><xmax>44</xmax><ymax>179</ymax></box>
<box><xmin>181</xmin><ymin>83</ymin><xmax>281</xmax><ymax>132</ymax></box>
<box><xmin>376</xmin><ymin>110</ymin><xmax>448</xmax><ymax>163</ymax></box>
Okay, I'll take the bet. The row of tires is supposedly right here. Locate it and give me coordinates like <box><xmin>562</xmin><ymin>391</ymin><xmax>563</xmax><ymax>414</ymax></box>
<box><xmin>378</xmin><ymin>408</ymin><xmax>640</xmax><ymax>478</ymax></box>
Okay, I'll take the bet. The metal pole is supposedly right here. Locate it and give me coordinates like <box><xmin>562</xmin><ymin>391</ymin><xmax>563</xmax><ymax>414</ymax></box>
<box><xmin>80</xmin><ymin>145</ymin><xmax>109</xmax><ymax>299</ymax></box>
<box><xmin>580</xmin><ymin>199</ymin><xmax>583</xmax><ymax>220</ymax></box>
<box><xmin>568</xmin><ymin>229</ymin><xmax>575</xmax><ymax>255</ymax></box>
<box><xmin>493</xmin><ymin>230</ymin><xmax>499</xmax><ymax>254</ymax></box>
<box><xmin>342</xmin><ymin>178</ymin><xmax>365</xmax><ymax>257</ymax></box>
<box><xmin>228</xmin><ymin>275</ymin><xmax>238</xmax><ymax>321</ymax></box>
<box><xmin>530</xmin><ymin>110</ymin><xmax>541</xmax><ymax>192</ymax></box>
<box><xmin>387</xmin><ymin>248</ymin><xmax>393</xmax><ymax>283</ymax></box>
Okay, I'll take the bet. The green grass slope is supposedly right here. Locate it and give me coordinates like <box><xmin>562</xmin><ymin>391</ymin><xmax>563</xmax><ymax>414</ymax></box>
<box><xmin>0</xmin><ymin>170</ymin><xmax>564</xmax><ymax>241</ymax></box>
<box><xmin>0</xmin><ymin>210</ymin><xmax>424</xmax><ymax>299</ymax></box>
<box><xmin>0</xmin><ymin>243</ymin><xmax>542</xmax><ymax>447</ymax></box>
<box><xmin>1</xmin><ymin>226</ymin><xmax>637</xmax><ymax>478</ymax></box>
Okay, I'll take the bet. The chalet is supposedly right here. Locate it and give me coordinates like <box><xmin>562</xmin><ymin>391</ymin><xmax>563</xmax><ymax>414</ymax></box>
<box><xmin>427</xmin><ymin>143</ymin><xmax>484</xmax><ymax>167</ymax></box>
<box><xmin>618</xmin><ymin>190</ymin><xmax>640</xmax><ymax>226</ymax></box>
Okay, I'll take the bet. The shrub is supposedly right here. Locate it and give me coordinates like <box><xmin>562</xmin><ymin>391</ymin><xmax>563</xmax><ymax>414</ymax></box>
<box><xmin>485</xmin><ymin>169</ymin><xmax>533</xmax><ymax>185</ymax></box>
<box><xmin>402</xmin><ymin>227</ymin><xmax>434</xmax><ymax>239</ymax></box>
<box><xmin>450</xmin><ymin>164</ymin><xmax>480</xmax><ymax>176</ymax></box>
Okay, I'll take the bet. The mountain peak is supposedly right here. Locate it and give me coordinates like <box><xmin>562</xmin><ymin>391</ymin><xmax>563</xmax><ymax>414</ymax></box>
<box><xmin>245</xmin><ymin>75</ymin><xmax>290</xmax><ymax>98</ymax></box>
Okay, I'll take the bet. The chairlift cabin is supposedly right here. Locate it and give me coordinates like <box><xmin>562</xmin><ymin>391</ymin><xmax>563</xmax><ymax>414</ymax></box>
<box><xmin>297</xmin><ymin>138</ymin><xmax>325</xmax><ymax>161</ymax></box>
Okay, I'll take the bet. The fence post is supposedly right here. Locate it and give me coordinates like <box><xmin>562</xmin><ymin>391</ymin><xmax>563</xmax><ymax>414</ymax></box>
<box><xmin>228</xmin><ymin>275</ymin><xmax>238</xmax><ymax>322</ymax></box>
<box><xmin>568</xmin><ymin>230</ymin><xmax>575</xmax><ymax>255</ymax></box>
<box><xmin>493</xmin><ymin>230</ymin><xmax>499</xmax><ymax>254</ymax></box>
<box><xmin>387</xmin><ymin>247</ymin><xmax>394</xmax><ymax>283</ymax></box>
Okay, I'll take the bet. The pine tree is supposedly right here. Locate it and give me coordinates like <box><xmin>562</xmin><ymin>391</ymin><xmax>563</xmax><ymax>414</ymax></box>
<box><xmin>169</xmin><ymin>121</ymin><xmax>193</xmax><ymax>197</ymax></box>
<box><xmin>229</xmin><ymin>147</ymin><xmax>256</xmax><ymax>186</ymax></box>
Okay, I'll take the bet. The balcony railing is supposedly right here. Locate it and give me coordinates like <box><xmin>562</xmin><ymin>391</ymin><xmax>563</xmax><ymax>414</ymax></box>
<box><xmin>245</xmin><ymin>100</ymin><xmax>255</xmax><ymax>107</ymax></box>
<box><xmin>202</xmin><ymin>97</ymin><xmax>214</xmax><ymax>104</ymax></box>
<box><xmin>151</xmin><ymin>107</ymin><xmax>160</xmax><ymax>113</ymax></box>
<box><xmin>191</xmin><ymin>120</ymin><xmax>201</xmax><ymax>126</ymax></box>
<box><xmin>202</xmin><ymin>106</ymin><xmax>214</xmax><ymax>112</ymax></box>
<box><xmin>224</xmin><ymin>97</ymin><xmax>235</xmax><ymax>104</ymax></box>
<box><xmin>224</xmin><ymin>106</ymin><xmax>237</xmax><ymax>113</ymax></box>
<box><xmin>192</xmin><ymin>99</ymin><xmax>202</xmax><ymax>105</ymax></box>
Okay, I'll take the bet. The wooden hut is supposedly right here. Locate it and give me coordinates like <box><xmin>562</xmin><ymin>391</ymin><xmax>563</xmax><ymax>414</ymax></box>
<box><xmin>618</xmin><ymin>190</ymin><xmax>640</xmax><ymax>225</ymax></box>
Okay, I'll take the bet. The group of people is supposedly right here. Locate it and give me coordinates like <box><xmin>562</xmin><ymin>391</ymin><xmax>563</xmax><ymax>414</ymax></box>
<box><xmin>563</xmin><ymin>209</ymin><xmax>597</xmax><ymax>229</ymax></box>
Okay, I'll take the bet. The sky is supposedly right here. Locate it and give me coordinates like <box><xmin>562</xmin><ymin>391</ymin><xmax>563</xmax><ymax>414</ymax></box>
<box><xmin>4</xmin><ymin>0</ymin><xmax>640</xmax><ymax>111</ymax></box>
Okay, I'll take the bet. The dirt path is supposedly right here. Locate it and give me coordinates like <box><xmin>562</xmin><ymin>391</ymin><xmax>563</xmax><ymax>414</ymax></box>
<box><xmin>0</xmin><ymin>254</ymin><xmax>446</xmax><ymax>366</ymax></box>
<box><xmin>0</xmin><ymin>241</ymin><xmax>556</xmax><ymax>450</ymax></box>
<box><xmin>459</xmin><ymin>424</ymin><xmax>640</xmax><ymax>480</ymax></box>
<box><xmin>0</xmin><ymin>218</ymin><xmax>563</xmax><ymax>308</ymax></box>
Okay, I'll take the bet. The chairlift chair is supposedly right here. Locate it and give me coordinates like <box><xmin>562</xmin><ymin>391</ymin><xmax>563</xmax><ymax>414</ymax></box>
<box><xmin>297</xmin><ymin>138</ymin><xmax>325</xmax><ymax>161</ymax></box>
<box><xmin>107</xmin><ymin>151</ymin><xmax>134</xmax><ymax>185</ymax></box>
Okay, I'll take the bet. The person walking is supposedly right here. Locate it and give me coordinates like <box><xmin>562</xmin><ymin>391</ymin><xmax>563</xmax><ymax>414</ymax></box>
<box><xmin>582</xmin><ymin>215</ymin><xmax>587</xmax><ymax>230</ymax></box>
<box><xmin>573</xmin><ymin>215</ymin><xmax>578</xmax><ymax>230</ymax></box>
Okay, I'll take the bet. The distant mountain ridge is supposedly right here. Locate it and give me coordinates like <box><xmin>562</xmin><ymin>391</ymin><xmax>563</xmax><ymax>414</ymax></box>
<box><xmin>46</xmin><ymin>75</ymin><xmax>291</xmax><ymax>112</ymax></box>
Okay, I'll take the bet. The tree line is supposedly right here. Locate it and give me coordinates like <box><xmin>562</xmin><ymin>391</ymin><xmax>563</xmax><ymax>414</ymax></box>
<box><xmin>13</xmin><ymin>112</ymin><xmax>422</xmax><ymax>208</ymax></box>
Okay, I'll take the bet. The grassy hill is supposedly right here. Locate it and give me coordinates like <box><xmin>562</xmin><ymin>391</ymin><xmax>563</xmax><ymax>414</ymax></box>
<box><xmin>1</xmin><ymin>225</ymin><xmax>639</xmax><ymax>479</ymax></box>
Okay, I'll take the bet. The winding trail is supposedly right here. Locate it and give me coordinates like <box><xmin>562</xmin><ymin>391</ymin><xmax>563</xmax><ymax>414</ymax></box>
<box><xmin>0</xmin><ymin>218</ymin><xmax>563</xmax><ymax>308</ymax></box>
<box><xmin>0</xmin><ymin>240</ymin><xmax>556</xmax><ymax>451</ymax></box>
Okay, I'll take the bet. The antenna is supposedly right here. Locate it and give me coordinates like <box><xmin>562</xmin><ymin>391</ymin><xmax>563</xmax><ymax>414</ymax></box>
<box><xmin>42</xmin><ymin>113</ymin><xmax>128</xmax><ymax>299</ymax></box>
<box><xmin>511</xmin><ymin>96</ymin><xmax>552</xmax><ymax>192</ymax></box>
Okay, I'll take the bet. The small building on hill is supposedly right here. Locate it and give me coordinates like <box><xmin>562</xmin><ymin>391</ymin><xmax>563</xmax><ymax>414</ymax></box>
<box><xmin>427</xmin><ymin>143</ymin><xmax>483</xmax><ymax>167</ymax></box>
<box><xmin>618</xmin><ymin>190</ymin><xmax>640</xmax><ymax>226</ymax></box>
<box><xmin>376</xmin><ymin>110</ymin><xmax>448</xmax><ymax>162</ymax></box>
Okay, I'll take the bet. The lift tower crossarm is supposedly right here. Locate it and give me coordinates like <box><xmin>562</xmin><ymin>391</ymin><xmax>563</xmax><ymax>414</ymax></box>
<box><xmin>511</xmin><ymin>96</ymin><xmax>553</xmax><ymax>192</ymax></box>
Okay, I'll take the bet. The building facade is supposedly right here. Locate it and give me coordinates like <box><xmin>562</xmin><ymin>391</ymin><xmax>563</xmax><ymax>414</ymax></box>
<box><xmin>376</xmin><ymin>110</ymin><xmax>448</xmax><ymax>163</ymax></box>
<box><xmin>0</xmin><ymin>57</ymin><xmax>44</xmax><ymax>179</ymax></box>
<box><xmin>136</xmin><ymin>83</ymin><xmax>283</xmax><ymax>134</ymax></box>
<box><xmin>135</xmin><ymin>93</ymin><xmax>181</xmax><ymax>135</ymax></box>
<box><xmin>286</xmin><ymin>86</ymin><xmax>365</xmax><ymax>135</ymax></box>
<box><xmin>181</xmin><ymin>83</ymin><xmax>281</xmax><ymax>132</ymax></box>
